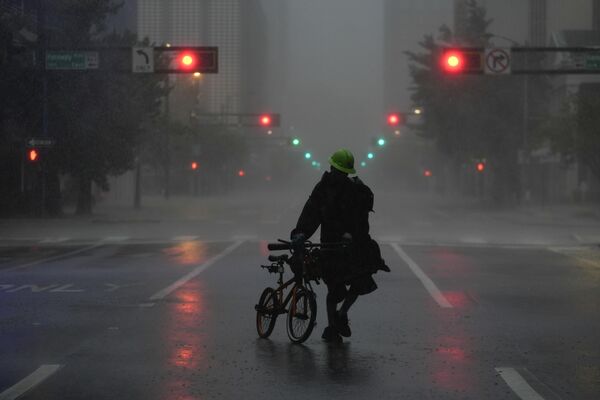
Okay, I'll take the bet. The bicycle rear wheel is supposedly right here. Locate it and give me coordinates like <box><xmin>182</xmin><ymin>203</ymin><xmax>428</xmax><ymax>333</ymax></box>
<box><xmin>286</xmin><ymin>288</ymin><xmax>317</xmax><ymax>343</ymax></box>
<box><xmin>256</xmin><ymin>287</ymin><xmax>278</xmax><ymax>338</ymax></box>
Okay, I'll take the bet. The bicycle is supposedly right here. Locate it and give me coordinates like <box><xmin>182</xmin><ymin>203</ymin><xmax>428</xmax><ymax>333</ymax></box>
<box><xmin>255</xmin><ymin>239</ymin><xmax>344</xmax><ymax>343</ymax></box>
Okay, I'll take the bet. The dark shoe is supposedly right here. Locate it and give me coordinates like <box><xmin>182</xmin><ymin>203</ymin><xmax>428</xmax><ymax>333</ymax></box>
<box><xmin>335</xmin><ymin>312</ymin><xmax>351</xmax><ymax>337</ymax></box>
<box><xmin>322</xmin><ymin>326</ymin><xmax>342</xmax><ymax>343</ymax></box>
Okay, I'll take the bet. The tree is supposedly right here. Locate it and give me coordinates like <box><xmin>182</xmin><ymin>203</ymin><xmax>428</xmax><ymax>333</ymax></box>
<box><xmin>405</xmin><ymin>0</ymin><xmax>530</xmax><ymax>204</ymax></box>
<box><xmin>539</xmin><ymin>84</ymin><xmax>600</xmax><ymax>185</ymax></box>
<box><xmin>43</xmin><ymin>2</ymin><xmax>165</xmax><ymax>214</ymax></box>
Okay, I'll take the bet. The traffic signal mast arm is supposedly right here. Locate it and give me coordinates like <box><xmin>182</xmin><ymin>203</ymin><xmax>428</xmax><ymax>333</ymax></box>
<box><xmin>440</xmin><ymin>46</ymin><xmax>600</xmax><ymax>74</ymax></box>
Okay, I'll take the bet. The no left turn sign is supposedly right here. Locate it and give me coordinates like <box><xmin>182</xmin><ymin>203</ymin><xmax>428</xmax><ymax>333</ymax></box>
<box><xmin>484</xmin><ymin>48</ymin><xmax>511</xmax><ymax>75</ymax></box>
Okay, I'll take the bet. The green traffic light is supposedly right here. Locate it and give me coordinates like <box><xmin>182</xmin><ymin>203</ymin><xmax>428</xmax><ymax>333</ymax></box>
<box><xmin>305</xmin><ymin>152</ymin><xmax>312</xmax><ymax>159</ymax></box>
<box><xmin>367</xmin><ymin>153</ymin><xmax>374</xmax><ymax>159</ymax></box>
<box><xmin>377</xmin><ymin>138</ymin><xmax>386</xmax><ymax>146</ymax></box>
<box><xmin>311</xmin><ymin>161</ymin><xmax>317</xmax><ymax>166</ymax></box>
<box><xmin>361</xmin><ymin>161</ymin><xmax>367</xmax><ymax>167</ymax></box>
<box><xmin>292</xmin><ymin>138</ymin><xmax>301</xmax><ymax>146</ymax></box>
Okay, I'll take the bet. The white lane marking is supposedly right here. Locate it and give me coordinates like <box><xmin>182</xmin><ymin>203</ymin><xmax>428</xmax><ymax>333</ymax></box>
<box><xmin>40</xmin><ymin>237</ymin><xmax>70</xmax><ymax>244</ymax></box>
<box><xmin>391</xmin><ymin>243</ymin><xmax>453</xmax><ymax>308</ymax></box>
<box><xmin>3</xmin><ymin>243</ymin><xmax>103</xmax><ymax>272</ymax></box>
<box><xmin>149</xmin><ymin>240</ymin><xmax>244</xmax><ymax>301</ymax></box>
<box><xmin>0</xmin><ymin>364</ymin><xmax>61</xmax><ymax>400</ymax></box>
<box><xmin>495</xmin><ymin>367</ymin><xmax>545</xmax><ymax>400</ymax></box>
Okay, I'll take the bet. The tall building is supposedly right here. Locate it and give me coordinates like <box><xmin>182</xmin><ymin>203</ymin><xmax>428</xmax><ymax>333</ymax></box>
<box><xmin>529</xmin><ymin>0</ymin><xmax>547</xmax><ymax>45</ymax></box>
<box><xmin>137</xmin><ymin>0</ymin><xmax>271</xmax><ymax>116</ymax></box>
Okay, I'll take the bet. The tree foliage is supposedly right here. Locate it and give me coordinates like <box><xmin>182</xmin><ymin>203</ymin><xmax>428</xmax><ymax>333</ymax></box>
<box><xmin>405</xmin><ymin>0</ymin><xmax>540</xmax><ymax>204</ymax></box>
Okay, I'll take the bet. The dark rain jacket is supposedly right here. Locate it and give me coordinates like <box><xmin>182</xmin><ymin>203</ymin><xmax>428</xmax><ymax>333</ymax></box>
<box><xmin>292</xmin><ymin>171</ymin><xmax>385</xmax><ymax>294</ymax></box>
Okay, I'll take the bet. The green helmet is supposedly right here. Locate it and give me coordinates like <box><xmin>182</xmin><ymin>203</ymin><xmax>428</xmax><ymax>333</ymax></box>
<box><xmin>329</xmin><ymin>149</ymin><xmax>356</xmax><ymax>174</ymax></box>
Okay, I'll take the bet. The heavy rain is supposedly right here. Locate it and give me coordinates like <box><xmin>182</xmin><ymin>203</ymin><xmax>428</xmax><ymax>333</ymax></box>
<box><xmin>0</xmin><ymin>1</ymin><xmax>599</xmax><ymax>399</ymax></box>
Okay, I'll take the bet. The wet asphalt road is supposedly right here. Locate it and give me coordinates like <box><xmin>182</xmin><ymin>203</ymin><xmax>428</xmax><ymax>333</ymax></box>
<box><xmin>0</xmin><ymin>236</ymin><xmax>599</xmax><ymax>399</ymax></box>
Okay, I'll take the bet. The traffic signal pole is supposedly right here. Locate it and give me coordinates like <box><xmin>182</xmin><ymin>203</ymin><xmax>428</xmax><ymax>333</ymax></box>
<box><xmin>37</xmin><ymin>0</ymin><xmax>48</xmax><ymax>216</ymax></box>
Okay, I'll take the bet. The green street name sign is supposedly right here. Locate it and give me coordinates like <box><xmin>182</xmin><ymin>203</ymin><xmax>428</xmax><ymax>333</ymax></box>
<box><xmin>46</xmin><ymin>51</ymin><xmax>99</xmax><ymax>70</ymax></box>
<box><xmin>584</xmin><ymin>54</ymin><xmax>600</xmax><ymax>69</ymax></box>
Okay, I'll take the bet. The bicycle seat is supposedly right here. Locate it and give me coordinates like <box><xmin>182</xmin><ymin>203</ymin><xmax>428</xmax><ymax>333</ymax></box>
<box><xmin>268</xmin><ymin>254</ymin><xmax>289</xmax><ymax>262</ymax></box>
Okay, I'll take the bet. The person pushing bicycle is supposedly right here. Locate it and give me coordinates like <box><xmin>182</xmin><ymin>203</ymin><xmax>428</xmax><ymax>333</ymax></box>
<box><xmin>291</xmin><ymin>149</ymin><xmax>389</xmax><ymax>343</ymax></box>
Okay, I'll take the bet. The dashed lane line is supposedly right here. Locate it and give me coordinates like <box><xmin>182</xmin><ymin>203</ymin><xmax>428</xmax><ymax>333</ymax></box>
<box><xmin>495</xmin><ymin>367</ymin><xmax>546</xmax><ymax>400</ymax></box>
<box><xmin>391</xmin><ymin>243</ymin><xmax>453</xmax><ymax>308</ymax></box>
<box><xmin>149</xmin><ymin>240</ymin><xmax>245</xmax><ymax>301</ymax></box>
<box><xmin>2</xmin><ymin>243</ymin><xmax>103</xmax><ymax>273</ymax></box>
<box><xmin>0</xmin><ymin>364</ymin><xmax>62</xmax><ymax>400</ymax></box>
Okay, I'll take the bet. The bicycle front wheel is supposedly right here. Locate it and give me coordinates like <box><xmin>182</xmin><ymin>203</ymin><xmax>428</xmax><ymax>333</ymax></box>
<box><xmin>256</xmin><ymin>287</ymin><xmax>278</xmax><ymax>338</ymax></box>
<box><xmin>286</xmin><ymin>288</ymin><xmax>317</xmax><ymax>343</ymax></box>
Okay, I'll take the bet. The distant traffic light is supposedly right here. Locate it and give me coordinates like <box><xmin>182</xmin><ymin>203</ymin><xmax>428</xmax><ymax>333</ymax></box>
<box><xmin>367</xmin><ymin>152</ymin><xmax>374</xmax><ymax>160</ymax></box>
<box><xmin>304</xmin><ymin>152</ymin><xmax>312</xmax><ymax>160</ymax></box>
<box><xmin>291</xmin><ymin>138</ymin><xmax>301</xmax><ymax>146</ymax></box>
<box><xmin>28</xmin><ymin>149</ymin><xmax>39</xmax><ymax>162</ymax></box>
<box><xmin>259</xmin><ymin>114</ymin><xmax>272</xmax><ymax>126</ymax></box>
<box><xmin>424</xmin><ymin>169</ymin><xmax>432</xmax><ymax>177</ymax></box>
<box><xmin>177</xmin><ymin>51</ymin><xmax>199</xmax><ymax>71</ymax></box>
<box><xmin>191</xmin><ymin>161</ymin><xmax>199</xmax><ymax>170</ymax></box>
<box><xmin>238</xmin><ymin>169</ymin><xmax>246</xmax><ymax>177</ymax></box>
<box><xmin>476</xmin><ymin>162</ymin><xmax>486</xmax><ymax>172</ymax></box>
<box><xmin>387</xmin><ymin>113</ymin><xmax>401</xmax><ymax>126</ymax></box>
<box><xmin>377</xmin><ymin>138</ymin><xmax>386</xmax><ymax>147</ymax></box>
<box><xmin>440</xmin><ymin>49</ymin><xmax>483</xmax><ymax>74</ymax></box>
<box><xmin>360</xmin><ymin>161</ymin><xmax>367</xmax><ymax>167</ymax></box>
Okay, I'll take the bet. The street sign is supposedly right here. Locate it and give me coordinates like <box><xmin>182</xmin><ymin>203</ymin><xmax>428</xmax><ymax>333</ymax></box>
<box><xmin>132</xmin><ymin>47</ymin><xmax>154</xmax><ymax>73</ymax></box>
<box><xmin>484</xmin><ymin>48</ymin><xmax>511</xmax><ymax>75</ymax></box>
<box><xmin>46</xmin><ymin>51</ymin><xmax>99</xmax><ymax>70</ymax></box>
<box><xmin>585</xmin><ymin>54</ymin><xmax>600</xmax><ymax>70</ymax></box>
<box><xmin>27</xmin><ymin>138</ymin><xmax>55</xmax><ymax>147</ymax></box>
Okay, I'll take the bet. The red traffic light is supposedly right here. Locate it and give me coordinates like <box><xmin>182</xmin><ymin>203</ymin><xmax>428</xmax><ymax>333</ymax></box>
<box><xmin>442</xmin><ymin>51</ymin><xmax>464</xmax><ymax>73</ymax></box>
<box><xmin>440</xmin><ymin>49</ymin><xmax>483</xmax><ymax>74</ymax></box>
<box><xmin>424</xmin><ymin>169</ymin><xmax>432</xmax><ymax>177</ymax></box>
<box><xmin>387</xmin><ymin>113</ymin><xmax>401</xmax><ymax>126</ymax></box>
<box><xmin>191</xmin><ymin>162</ymin><xmax>199</xmax><ymax>170</ymax></box>
<box><xmin>178</xmin><ymin>51</ymin><xmax>199</xmax><ymax>71</ymax></box>
<box><xmin>476</xmin><ymin>162</ymin><xmax>485</xmax><ymax>172</ymax></box>
<box><xmin>238</xmin><ymin>170</ymin><xmax>246</xmax><ymax>177</ymax></box>
<box><xmin>28</xmin><ymin>149</ymin><xmax>39</xmax><ymax>162</ymax></box>
<box><xmin>259</xmin><ymin>115</ymin><xmax>272</xmax><ymax>126</ymax></box>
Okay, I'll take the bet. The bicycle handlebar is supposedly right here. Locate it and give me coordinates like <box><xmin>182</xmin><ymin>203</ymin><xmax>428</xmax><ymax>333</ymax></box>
<box><xmin>267</xmin><ymin>240</ymin><xmax>348</xmax><ymax>251</ymax></box>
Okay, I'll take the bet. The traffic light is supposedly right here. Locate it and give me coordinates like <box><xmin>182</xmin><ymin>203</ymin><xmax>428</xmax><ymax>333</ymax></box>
<box><xmin>155</xmin><ymin>46</ymin><xmax>218</xmax><ymax>74</ymax></box>
<box><xmin>424</xmin><ymin>169</ymin><xmax>432</xmax><ymax>177</ymax></box>
<box><xmin>304</xmin><ymin>152</ymin><xmax>312</xmax><ymax>160</ymax></box>
<box><xmin>360</xmin><ymin>161</ymin><xmax>367</xmax><ymax>167</ymax></box>
<box><xmin>255</xmin><ymin>113</ymin><xmax>280</xmax><ymax>127</ymax></box>
<box><xmin>190</xmin><ymin>161</ymin><xmax>198</xmax><ymax>170</ymax></box>
<box><xmin>476</xmin><ymin>162</ymin><xmax>486</xmax><ymax>172</ymax></box>
<box><xmin>28</xmin><ymin>149</ymin><xmax>39</xmax><ymax>162</ymax></box>
<box><xmin>387</xmin><ymin>113</ymin><xmax>401</xmax><ymax>126</ymax></box>
<box><xmin>238</xmin><ymin>169</ymin><xmax>246</xmax><ymax>177</ymax></box>
<box><xmin>367</xmin><ymin>152</ymin><xmax>374</xmax><ymax>160</ymax></box>
<box><xmin>377</xmin><ymin>138</ymin><xmax>386</xmax><ymax>147</ymax></box>
<box><xmin>291</xmin><ymin>138</ymin><xmax>301</xmax><ymax>147</ymax></box>
<box><xmin>440</xmin><ymin>49</ymin><xmax>483</xmax><ymax>74</ymax></box>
